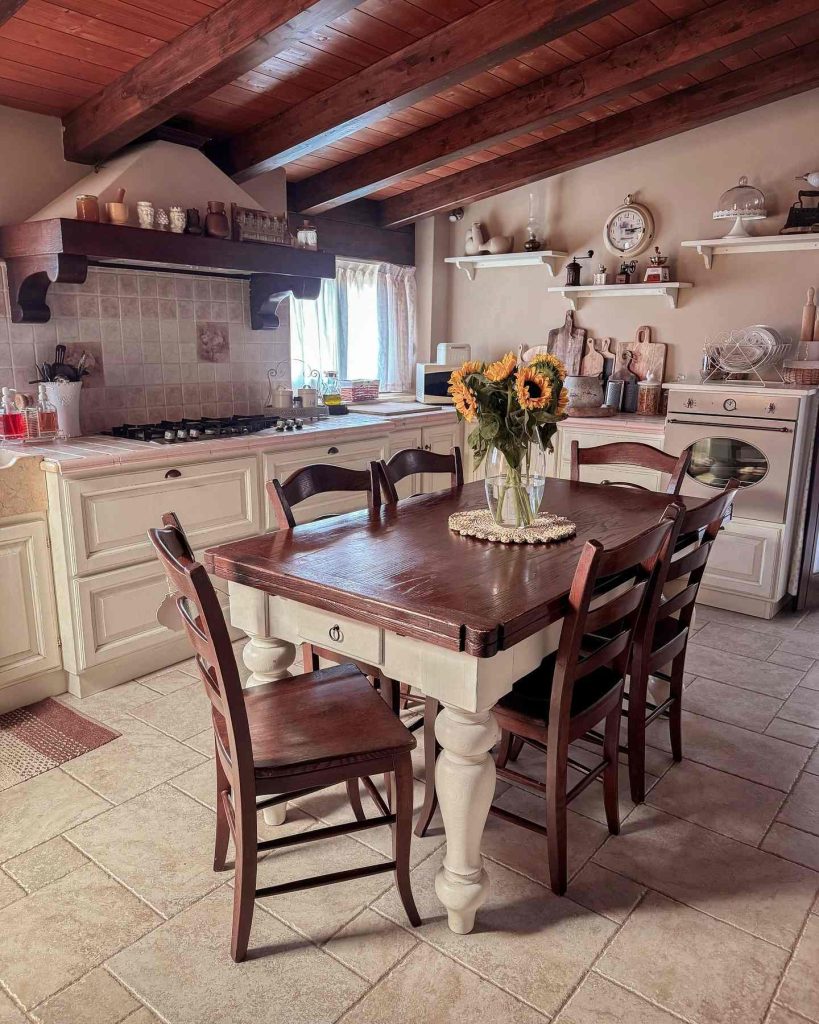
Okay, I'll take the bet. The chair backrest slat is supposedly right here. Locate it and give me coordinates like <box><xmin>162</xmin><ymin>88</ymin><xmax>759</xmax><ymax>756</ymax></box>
<box><xmin>149</xmin><ymin>512</ymin><xmax>255</xmax><ymax>801</ymax></box>
<box><xmin>570</xmin><ymin>440</ymin><xmax>692</xmax><ymax>496</ymax></box>
<box><xmin>379</xmin><ymin>446</ymin><xmax>463</xmax><ymax>503</ymax></box>
<box><xmin>267</xmin><ymin>463</ymin><xmax>381</xmax><ymax>529</ymax></box>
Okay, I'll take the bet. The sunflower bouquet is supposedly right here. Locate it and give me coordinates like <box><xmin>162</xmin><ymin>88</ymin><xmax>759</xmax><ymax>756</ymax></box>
<box><xmin>449</xmin><ymin>351</ymin><xmax>568</xmax><ymax>527</ymax></box>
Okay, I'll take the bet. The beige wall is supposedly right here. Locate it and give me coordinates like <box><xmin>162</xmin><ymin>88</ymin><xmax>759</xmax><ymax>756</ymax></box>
<box><xmin>419</xmin><ymin>88</ymin><xmax>819</xmax><ymax>381</ymax></box>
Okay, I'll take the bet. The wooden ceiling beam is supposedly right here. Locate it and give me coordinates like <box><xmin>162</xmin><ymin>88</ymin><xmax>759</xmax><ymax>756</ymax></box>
<box><xmin>224</xmin><ymin>0</ymin><xmax>638</xmax><ymax>181</ymax></box>
<box><xmin>291</xmin><ymin>0</ymin><xmax>819</xmax><ymax>214</ymax></box>
<box><xmin>0</xmin><ymin>2</ymin><xmax>26</xmax><ymax>27</ymax></box>
<box><xmin>378</xmin><ymin>41</ymin><xmax>819</xmax><ymax>227</ymax></box>
<box><xmin>61</xmin><ymin>0</ymin><xmax>361</xmax><ymax>165</ymax></box>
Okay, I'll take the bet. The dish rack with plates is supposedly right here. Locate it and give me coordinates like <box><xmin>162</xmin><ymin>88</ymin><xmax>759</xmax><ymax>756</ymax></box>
<box><xmin>701</xmin><ymin>326</ymin><xmax>790</xmax><ymax>384</ymax></box>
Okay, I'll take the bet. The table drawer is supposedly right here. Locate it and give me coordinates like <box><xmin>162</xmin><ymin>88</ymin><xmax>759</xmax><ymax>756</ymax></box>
<box><xmin>64</xmin><ymin>456</ymin><xmax>260</xmax><ymax>575</ymax></box>
<box><xmin>297</xmin><ymin>606</ymin><xmax>383</xmax><ymax>666</ymax></box>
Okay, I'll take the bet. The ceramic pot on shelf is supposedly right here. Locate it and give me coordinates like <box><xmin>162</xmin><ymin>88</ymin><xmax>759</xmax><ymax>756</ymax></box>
<box><xmin>205</xmin><ymin>201</ymin><xmax>230</xmax><ymax>239</ymax></box>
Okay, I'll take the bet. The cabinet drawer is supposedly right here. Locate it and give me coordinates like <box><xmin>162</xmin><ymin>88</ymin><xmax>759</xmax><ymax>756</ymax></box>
<box><xmin>73</xmin><ymin>555</ymin><xmax>230</xmax><ymax>671</ymax></box>
<box><xmin>65</xmin><ymin>457</ymin><xmax>260</xmax><ymax>575</ymax></box>
<box><xmin>702</xmin><ymin>520</ymin><xmax>781</xmax><ymax>599</ymax></box>
<box><xmin>297</xmin><ymin>606</ymin><xmax>383</xmax><ymax>667</ymax></box>
<box><xmin>263</xmin><ymin>438</ymin><xmax>386</xmax><ymax>529</ymax></box>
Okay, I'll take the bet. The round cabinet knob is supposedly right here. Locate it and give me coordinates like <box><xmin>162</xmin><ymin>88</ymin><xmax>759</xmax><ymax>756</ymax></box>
<box><xmin>164</xmin><ymin>469</ymin><xmax>182</xmax><ymax>479</ymax></box>
<box><xmin>328</xmin><ymin>624</ymin><xmax>343</xmax><ymax>642</ymax></box>
<box><xmin>723</xmin><ymin>398</ymin><xmax>736</xmax><ymax>412</ymax></box>
<box><xmin>327</xmin><ymin>446</ymin><xmax>339</xmax><ymax>455</ymax></box>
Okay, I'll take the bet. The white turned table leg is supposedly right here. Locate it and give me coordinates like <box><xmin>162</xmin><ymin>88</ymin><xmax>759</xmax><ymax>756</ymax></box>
<box><xmin>434</xmin><ymin>704</ymin><xmax>500</xmax><ymax>934</ymax></box>
<box><xmin>241</xmin><ymin>630</ymin><xmax>297</xmax><ymax>826</ymax></box>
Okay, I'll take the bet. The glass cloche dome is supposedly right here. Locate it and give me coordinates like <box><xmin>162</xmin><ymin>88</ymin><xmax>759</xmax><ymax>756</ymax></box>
<box><xmin>713</xmin><ymin>176</ymin><xmax>767</xmax><ymax>237</ymax></box>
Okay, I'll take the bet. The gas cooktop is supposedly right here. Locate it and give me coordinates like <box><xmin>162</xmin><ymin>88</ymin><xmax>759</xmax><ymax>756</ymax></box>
<box><xmin>105</xmin><ymin>414</ymin><xmax>308</xmax><ymax>444</ymax></box>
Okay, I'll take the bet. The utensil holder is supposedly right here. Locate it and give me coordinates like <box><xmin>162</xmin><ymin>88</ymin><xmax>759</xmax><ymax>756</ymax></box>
<box><xmin>43</xmin><ymin>381</ymin><xmax>82</xmax><ymax>438</ymax></box>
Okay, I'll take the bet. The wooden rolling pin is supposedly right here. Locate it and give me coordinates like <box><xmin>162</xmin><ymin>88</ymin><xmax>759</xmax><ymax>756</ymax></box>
<box><xmin>802</xmin><ymin>286</ymin><xmax>816</xmax><ymax>342</ymax></box>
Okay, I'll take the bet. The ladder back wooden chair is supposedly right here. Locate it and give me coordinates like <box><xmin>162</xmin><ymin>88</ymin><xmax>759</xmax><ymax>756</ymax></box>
<box><xmin>376</xmin><ymin>445</ymin><xmax>464</xmax><ymax>839</ymax></box>
<box><xmin>492</xmin><ymin>505</ymin><xmax>681</xmax><ymax>895</ymax></box>
<box><xmin>570</xmin><ymin>440</ymin><xmax>692</xmax><ymax>496</ymax></box>
<box><xmin>624</xmin><ymin>481</ymin><xmax>738</xmax><ymax>802</ymax></box>
<box><xmin>149</xmin><ymin>512</ymin><xmax>420</xmax><ymax>962</ymax></box>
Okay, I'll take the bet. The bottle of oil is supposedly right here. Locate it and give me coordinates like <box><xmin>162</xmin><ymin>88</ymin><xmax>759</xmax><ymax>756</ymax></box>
<box><xmin>322</xmin><ymin>370</ymin><xmax>342</xmax><ymax>406</ymax></box>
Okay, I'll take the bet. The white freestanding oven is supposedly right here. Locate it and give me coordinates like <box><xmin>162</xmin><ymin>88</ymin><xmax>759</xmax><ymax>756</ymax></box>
<box><xmin>663</xmin><ymin>383</ymin><xmax>818</xmax><ymax>618</ymax></box>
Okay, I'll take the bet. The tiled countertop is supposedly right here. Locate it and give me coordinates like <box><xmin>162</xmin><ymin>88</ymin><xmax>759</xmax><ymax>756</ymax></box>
<box><xmin>2</xmin><ymin>409</ymin><xmax>459</xmax><ymax>476</ymax></box>
<box><xmin>562</xmin><ymin>412</ymin><xmax>666</xmax><ymax>432</ymax></box>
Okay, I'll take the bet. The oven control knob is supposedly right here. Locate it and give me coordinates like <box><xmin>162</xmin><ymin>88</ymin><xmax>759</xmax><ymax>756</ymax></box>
<box><xmin>723</xmin><ymin>398</ymin><xmax>736</xmax><ymax>412</ymax></box>
<box><xmin>685</xmin><ymin>398</ymin><xmax>695</xmax><ymax>408</ymax></box>
<box><xmin>767</xmin><ymin>402</ymin><xmax>776</xmax><ymax>414</ymax></box>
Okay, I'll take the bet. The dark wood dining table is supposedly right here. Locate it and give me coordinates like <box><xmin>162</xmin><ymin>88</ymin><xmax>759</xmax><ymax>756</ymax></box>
<box><xmin>204</xmin><ymin>478</ymin><xmax>684</xmax><ymax>935</ymax></box>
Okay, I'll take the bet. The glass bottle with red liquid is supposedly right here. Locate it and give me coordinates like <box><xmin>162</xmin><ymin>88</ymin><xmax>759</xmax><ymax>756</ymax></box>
<box><xmin>37</xmin><ymin>384</ymin><xmax>58</xmax><ymax>438</ymax></box>
<box><xmin>1</xmin><ymin>387</ymin><xmax>26</xmax><ymax>441</ymax></box>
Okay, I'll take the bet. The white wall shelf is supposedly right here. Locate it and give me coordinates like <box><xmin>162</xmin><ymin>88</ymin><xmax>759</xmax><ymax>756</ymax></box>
<box><xmin>444</xmin><ymin>251</ymin><xmax>567</xmax><ymax>280</ymax></box>
<box><xmin>681</xmin><ymin>234</ymin><xmax>819</xmax><ymax>269</ymax></box>
<box><xmin>547</xmin><ymin>282</ymin><xmax>692</xmax><ymax>311</ymax></box>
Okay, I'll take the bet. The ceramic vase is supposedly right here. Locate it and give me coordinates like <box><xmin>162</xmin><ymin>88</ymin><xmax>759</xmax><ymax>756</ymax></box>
<box><xmin>136</xmin><ymin>202</ymin><xmax>155</xmax><ymax>229</ymax></box>
<box><xmin>169</xmin><ymin>206</ymin><xmax>186</xmax><ymax>233</ymax></box>
<box><xmin>42</xmin><ymin>381</ymin><xmax>82</xmax><ymax>438</ymax></box>
<box><xmin>205</xmin><ymin>201</ymin><xmax>230</xmax><ymax>239</ymax></box>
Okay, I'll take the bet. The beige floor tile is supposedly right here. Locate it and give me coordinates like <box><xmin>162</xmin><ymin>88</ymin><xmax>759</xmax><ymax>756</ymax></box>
<box><xmin>683</xmin><ymin>677</ymin><xmax>783</xmax><ymax>733</ymax></box>
<box><xmin>255</xmin><ymin>834</ymin><xmax>396</xmax><ymax>944</ymax></box>
<box><xmin>778</xmin><ymin>687</ymin><xmax>819</xmax><ymax>730</ymax></box>
<box><xmin>684</xmin><ymin>645</ymin><xmax>803</xmax><ymax>699</ymax></box>
<box><xmin>63</xmin><ymin>715</ymin><xmax>205</xmax><ymax>804</ymax></box>
<box><xmin>696</xmin><ymin>606</ymin><xmax>805</xmax><ymax>638</ymax></box>
<box><xmin>167</xmin><ymin>757</ymin><xmax>221</xmax><ymax>810</ymax></box>
<box><xmin>30</xmin><ymin>966</ymin><xmax>140</xmax><ymax>1024</ymax></box>
<box><xmin>801</xmin><ymin>662</ymin><xmax>819</xmax><ymax>691</ymax></box>
<box><xmin>0</xmin><ymin>862</ymin><xmax>159</xmax><ymax>1009</ymax></box>
<box><xmin>693</xmin><ymin>622</ymin><xmax>780</xmax><ymax>660</ymax></box>
<box><xmin>598</xmin><ymin>891</ymin><xmax>788</xmax><ymax>1024</ymax></box>
<box><xmin>340</xmin><ymin>942</ymin><xmax>546</xmax><ymax>1024</ymax></box>
<box><xmin>767</xmin><ymin>1005</ymin><xmax>814</xmax><ymax>1024</ymax></box>
<box><xmin>129</xmin><ymin>684</ymin><xmax>213</xmax><ymax>740</ymax></box>
<box><xmin>3</xmin><ymin>835</ymin><xmax>88</xmax><ymax>892</ymax></box>
<box><xmin>594</xmin><ymin>804</ymin><xmax>819</xmax><ymax>948</ymax></box>
<box><xmin>0</xmin><ymin>871</ymin><xmax>23</xmax><ymax>910</ymax></box>
<box><xmin>183</xmin><ymin>728</ymin><xmax>215</xmax><ymax>757</ymax></box>
<box><xmin>778</xmin><ymin>913</ymin><xmax>819</xmax><ymax>1020</ymax></box>
<box><xmin>136</xmin><ymin>668</ymin><xmax>196</xmax><ymax>696</ymax></box>
<box><xmin>765</xmin><ymin>718</ymin><xmax>819</xmax><ymax>749</ymax></box>
<box><xmin>564</xmin><ymin>862</ymin><xmax>645</xmax><ymax>923</ymax></box>
<box><xmin>768</xmin><ymin>650</ymin><xmax>814</xmax><ymax>672</ymax></box>
<box><xmin>554</xmin><ymin>971</ymin><xmax>684</xmax><ymax>1024</ymax></box>
<box><xmin>778</xmin><ymin>631</ymin><xmax>819</xmax><ymax>660</ymax></box>
<box><xmin>646</xmin><ymin>760</ymin><xmax>785</xmax><ymax>845</ymax></box>
<box><xmin>108</xmin><ymin>886</ymin><xmax>367</xmax><ymax>1024</ymax></box>
<box><xmin>323</xmin><ymin>908</ymin><xmax>418</xmax><ymax>983</ymax></box>
<box><xmin>0</xmin><ymin>992</ymin><xmax>26</xmax><ymax>1024</ymax></box>
<box><xmin>68</xmin><ymin>784</ymin><xmax>226</xmax><ymax>918</ymax></box>
<box><xmin>58</xmin><ymin>681</ymin><xmax>160</xmax><ymax>726</ymax></box>
<box><xmin>778</xmin><ymin>774</ymin><xmax>819</xmax><ymax>837</ymax></box>
<box><xmin>373</xmin><ymin>849</ymin><xmax>616</xmax><ymax>1016</ymax></box>
<box><xmin>762</xmin><ymin>823</ymin><xmax>819</xmax><ymax>872</ymax></box>
<box><xmin>806</xmin><ymin>746</ymin><xmax>819</xmax><ymax>776</ymax></box>
<box><xmin>0</xmin><ymin>769</ymin><xmax>110</xmax><ymax>861</ymax></box>
<box><xmin>646</xmin><ymin>712</ymin><xmax>808</xmax><ymax>792</ymax></box>
<box><xmin>122</xmin><ymin>1011</ymin><xmax>162</xmax><ymax>1024</ymax></box>
<box><xmin>482</xmin><ymin>786</ymin><xmax>609</xmax><ymax>886</ymax></box>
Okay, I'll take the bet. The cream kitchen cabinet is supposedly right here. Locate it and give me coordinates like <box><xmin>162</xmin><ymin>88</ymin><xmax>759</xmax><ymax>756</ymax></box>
<box><xmin>387</xmin><ymin>427</ymin><xmax>424</xmax><ymax>498</ymax></box>
<box><xmin>697</xmin><ymin>519</ymin><xmax>784</xmax><ymax>617</ymax></box>
<box><xmin>556</xmin><ymin>424</ymin><xmax>666</xmax><ymax>489</ymax></box>
<box><xmin>0</xmin><ymin>515</ymin><xmax>62</xmax><ymax>712</ymax></box>
<box><xmin>418</xmin><ymin>421</ymin><xmax>461</xmax><ymax>492</ymax></box>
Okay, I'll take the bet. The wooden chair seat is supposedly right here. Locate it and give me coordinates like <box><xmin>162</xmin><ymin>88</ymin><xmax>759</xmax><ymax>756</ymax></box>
<box><xmin>221</xmin><ymin>664</ymin><xmax>415</xmax><ymax>781</ymax></box>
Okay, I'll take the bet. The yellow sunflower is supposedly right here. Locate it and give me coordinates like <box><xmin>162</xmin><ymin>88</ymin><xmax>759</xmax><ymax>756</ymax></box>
<box><xmin>484</xmin><ymin>351</ymin><xmax>517</xmax><ymax>382</ymax></box>
<box><xmin>530</xmin><ymin>352</ymin><xmax>567</xmax><ymax>378</ymax></box>
<box><xmin>450</xmin><ymin>378</ymin><xmax>478</xmax><ymax>422</ymax></box>
<box><xmin>515</xmin><ymin>366</ymin><xmax>552</xmax><ymax>410</ymax></box>
<box><xmin>556</xmin><ymin>387</ymin><xmax>569</xmax><ymax>415</ymax></box>
<box><xmin>449</xmin><ymin>359</ymin><xmax>484</xmax><ymax>387</ymax></box>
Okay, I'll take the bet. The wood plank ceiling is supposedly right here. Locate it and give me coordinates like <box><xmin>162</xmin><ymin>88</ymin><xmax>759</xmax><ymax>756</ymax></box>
<box><xmin>0</xmin><ymin>0</ymin><xmax>817</xmax><ymax>229</ymax></box>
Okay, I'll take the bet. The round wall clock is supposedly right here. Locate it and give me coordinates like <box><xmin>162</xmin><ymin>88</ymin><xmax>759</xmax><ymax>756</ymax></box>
<box><xmin>603</xmin><ymin>194</ymin><xmax>655</xmax><ymax>257</ymax></box>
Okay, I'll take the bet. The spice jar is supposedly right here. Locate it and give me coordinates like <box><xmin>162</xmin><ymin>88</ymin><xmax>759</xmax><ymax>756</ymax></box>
<box><xmin>636</xmin><ymin>377</ymin><xmax>662</xmax><ymax>416</ymax></box>
<box><xmin>75</xmin><ymin>194</ymin><xmax>100</xmax><ymax>222</ymax></box>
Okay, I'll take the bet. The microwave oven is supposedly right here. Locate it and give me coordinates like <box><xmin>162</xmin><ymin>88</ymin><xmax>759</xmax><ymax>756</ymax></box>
<box><xmin>416</xmin><ymin>363</ymin><xmax>458</xmax><ymax>405</ymax></box>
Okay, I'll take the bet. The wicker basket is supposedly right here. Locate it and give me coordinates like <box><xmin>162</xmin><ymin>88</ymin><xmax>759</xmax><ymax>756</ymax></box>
<box><xmin>783</xmin><ymin>362</ymin><xmax>819</xmax><ymax>385</ymax></box>
<box><xmin>339</xmin><ymin>378</ymin><xmax>380</xmax><ymax>402</ymax></box>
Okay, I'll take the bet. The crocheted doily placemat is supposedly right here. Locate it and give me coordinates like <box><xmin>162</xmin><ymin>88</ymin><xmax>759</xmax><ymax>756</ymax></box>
<box><xmin>448</xmin><ymin>509</ymin><xmax>576</xmax><ymax>545</ymax></box>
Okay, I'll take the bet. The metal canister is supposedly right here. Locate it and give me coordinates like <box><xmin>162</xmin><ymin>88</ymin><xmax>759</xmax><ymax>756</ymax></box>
<box><xmin>604</xmin><ymin>379</ymin><xmax>625</xmax><ymax>410</ymax></box>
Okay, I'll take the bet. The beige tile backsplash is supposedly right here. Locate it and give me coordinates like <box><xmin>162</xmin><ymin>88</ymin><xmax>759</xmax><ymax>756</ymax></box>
<box><xmin>0</xmin><ymin>264</ymin><xmax>290</xmax><ymax>434</ymax></box>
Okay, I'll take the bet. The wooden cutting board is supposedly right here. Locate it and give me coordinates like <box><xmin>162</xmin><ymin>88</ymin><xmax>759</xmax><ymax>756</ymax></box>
<box><xmin>580</xmin><ymin>337</ymin><xmax>616</xmax><ymax>377</ymax></box>
<box><xmin>615</xmin><ymin>325</ymin><xmax>666</xmax><ymax>381</ymax></box>
<box><xmin>547</xmin><ymin>310</ymin><xmax>587</xmax><ymax>376</ymax></box>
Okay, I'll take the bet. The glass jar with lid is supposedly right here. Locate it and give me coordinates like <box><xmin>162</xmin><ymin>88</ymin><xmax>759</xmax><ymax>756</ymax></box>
<box><xmin>321</xmin><ymin>370</ymin><xmax>342</xmax><ymax>406</ymax></box>
<box><xmin>297</xmin><ymin>219</ymin><xmax>318</xmax><ymax>250</ymax></box>
<box><xmin>713</xmin><ymin>176</ymin><xmax>767</xmax><ymax>237</ymax></box>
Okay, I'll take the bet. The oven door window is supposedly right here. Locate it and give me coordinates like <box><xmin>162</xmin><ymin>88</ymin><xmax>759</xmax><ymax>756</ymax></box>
<box><xmin>686</xmin><ymin>437</ymin><xmax>768</xmax><ymax>489</ymax></box>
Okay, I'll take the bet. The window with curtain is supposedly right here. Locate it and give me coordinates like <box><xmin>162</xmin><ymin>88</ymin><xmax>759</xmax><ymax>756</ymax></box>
<box><xmin>289</xmin><ymin>259</ymin><xmax>417</xmax><ymax>393</ymax></box>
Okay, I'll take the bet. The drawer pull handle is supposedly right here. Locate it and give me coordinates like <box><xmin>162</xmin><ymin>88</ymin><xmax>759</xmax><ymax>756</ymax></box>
<box><xmin>165</xmin><ymin>469</ymin><xmax>182</xmax><ymax>479</ymax></box>
<box><xmin>327</xmin><ymin>446</ymin><xmax>339</xmax><ymax>455</ymax></box>
<box><xmin>328</xmin><ymin>624</ymin><xmax>344</xmax><ymax>642</ymax></box>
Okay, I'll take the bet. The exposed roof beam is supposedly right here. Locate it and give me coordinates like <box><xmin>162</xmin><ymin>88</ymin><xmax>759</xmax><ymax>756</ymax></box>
<box><xmin>291</xmin><ymin>0</ymin><xmax>819</xmax><ymax>214</ymax></box>
<box><xmin>224</xmin><ymin>0</ymin><xmax>637</xmax><ymax>181</ymax></box>
<box><xmin>0</xmin><ymin>2</ymin><xmax>26</xmax><ymax>27</ymax></box>
<box><xmin>61</xmin><ymin>0</ymin><xmax>361</xmax><ymax>165</ymax></box>
<box><xmin>378</xmin><ymin>41</ymin><xmax>819</xmax><ymax>228</ymax></box>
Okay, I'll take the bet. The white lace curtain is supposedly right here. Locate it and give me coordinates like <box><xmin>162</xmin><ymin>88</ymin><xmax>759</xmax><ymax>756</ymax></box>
<box><xmin>290</xmin><ymin>259</ymin><xmax>416</xmax><ymax>393</ymax></box>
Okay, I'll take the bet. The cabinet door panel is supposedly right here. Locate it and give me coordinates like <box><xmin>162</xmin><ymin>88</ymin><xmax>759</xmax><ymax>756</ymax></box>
<box><xmin>387</xmin><ymin>428</ymin><xmax>423</xmax><ymax>499</ymax></box>
<box><xmin>420</xmin><ymin>423</ymin><xmax>461</xmax><ymax>493</ymax></box>
<box><xmin>703</xmin><ymin>521</ymin><xmax>781</xmax><ymax>598</ymax></box>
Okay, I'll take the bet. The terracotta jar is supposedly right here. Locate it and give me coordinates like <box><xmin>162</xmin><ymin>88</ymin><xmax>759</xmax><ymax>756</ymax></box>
<box><xmin>205</xmin><ymin>201</ymin><xmax>230</xmax><ymax>239</ymax></box>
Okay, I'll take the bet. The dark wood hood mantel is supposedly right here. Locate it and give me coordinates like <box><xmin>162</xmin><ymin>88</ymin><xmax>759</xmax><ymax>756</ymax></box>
<box><xmin>0</xmin><ymin>219</ymin><xmax>336</xmax><ymax>328</ymax></box>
